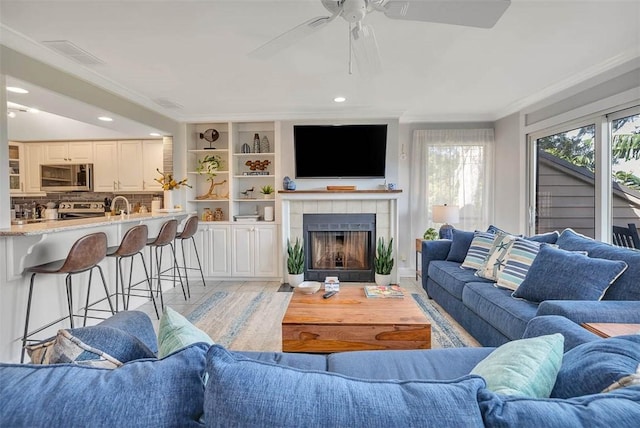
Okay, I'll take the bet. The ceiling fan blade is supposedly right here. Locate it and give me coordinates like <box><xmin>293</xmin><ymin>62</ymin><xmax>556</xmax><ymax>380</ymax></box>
<box><xmin>249</xmin><ymin>14</ymin><xmax>338</xmax><ymax>59</ymax></box>
<box><xmin>380</xmin><ymin>0</ymin><xmax>511</xmax><ymax>29</ymax></box>
<box><xmin>351</xmin><ymin>23</ymin><xmax>382</xmax><ymax>77</ymax></box>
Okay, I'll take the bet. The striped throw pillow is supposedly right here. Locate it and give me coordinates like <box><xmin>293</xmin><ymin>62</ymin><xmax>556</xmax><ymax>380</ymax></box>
<box><xmin>461</xmin><ymin>232</ymin><xmax>497</xmax><ymax>270</ymax></box>
<box><xmin>496</xmin><ymin>238</ymin><xmax>544</xmax><ymax>291</ymax></box>
<box><xmin>476</xmin><ymin>233</ymin><xmax>517</xmax><ymax>280</ymax></box>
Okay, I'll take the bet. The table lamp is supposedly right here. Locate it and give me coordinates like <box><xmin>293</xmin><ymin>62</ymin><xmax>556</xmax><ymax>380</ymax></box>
<box><xmin>432</xmin><ymin>204</ymin><xmax>459</xmax><ymax>240</ymax></box>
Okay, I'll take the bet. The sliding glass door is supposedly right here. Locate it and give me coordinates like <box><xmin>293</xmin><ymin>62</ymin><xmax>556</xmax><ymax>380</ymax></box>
<box><xmin>610</xmin><ymin>109</ymin><xmax>640</xmax><ymax>230</ymax></box>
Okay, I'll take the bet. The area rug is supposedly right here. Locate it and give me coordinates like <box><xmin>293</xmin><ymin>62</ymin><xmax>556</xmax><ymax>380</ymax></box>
<box><xmin>187</xmin><ymin>290</ymin><xmax>478</xmax><ymax>352</ymax></box>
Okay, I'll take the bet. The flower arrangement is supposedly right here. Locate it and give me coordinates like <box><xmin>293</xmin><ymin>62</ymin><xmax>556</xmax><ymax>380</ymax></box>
<box><xmin>155</xmin><ymin>169</ymin><xmax>192</xmax><ymax>190</ymax></box>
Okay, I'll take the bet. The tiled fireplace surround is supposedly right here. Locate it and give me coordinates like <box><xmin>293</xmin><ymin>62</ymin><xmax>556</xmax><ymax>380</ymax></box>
<box><xmin>280</xmin><ymin>191</ymin><xmax>400</xmax><ymax>283</ymax></box>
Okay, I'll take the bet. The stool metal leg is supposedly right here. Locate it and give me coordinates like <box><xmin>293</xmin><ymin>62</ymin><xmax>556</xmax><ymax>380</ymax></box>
<box><xmin>137</xmin><ymin>252</ymin><xmax>159</xmax><ymax>319</ymax></box>
<box><xmin>21</xmin><ymin>273</ymin><xmax>37</xmax><ymax>363</ymax></box>
<box><xmin>97</xmin><ymin>265</ymin><xmax>115</xmax><ymax>315</ymax></box>
<box><xmin>83</xmin><ymin>268</ymin><xmax>94</xmax><ymax>327</ymax></box>
<box><xmin>66</xmin><ymin>275</ymin><xmax>75</xmax><ymax>329</ymax></box>
<box><xmin>170</xmin><ymin>242</ymin><xmax>189</xmax><ymax>299</ymax></box>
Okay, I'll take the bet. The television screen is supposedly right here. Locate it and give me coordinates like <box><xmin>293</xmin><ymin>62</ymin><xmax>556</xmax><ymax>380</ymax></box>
<box><xmin>294</xmin><ymin>124</ymin><xmax>387</xmax><ymax>178</ymax></box>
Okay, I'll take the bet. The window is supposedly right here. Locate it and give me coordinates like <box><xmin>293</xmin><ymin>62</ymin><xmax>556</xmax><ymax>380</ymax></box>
<box><xmin>533</xmin><ymin>124</ymin><xmax>596</xmax><ymax>237</ymax></box>
<box><xmin>528</xmin><ymin>105</ymin><xmax>640</xmax><ymax>242</ymax></box>
<box><xmin>411</xmin><ymin>129</ymin><xmax>494</xmax><ymax>241</ymax></box>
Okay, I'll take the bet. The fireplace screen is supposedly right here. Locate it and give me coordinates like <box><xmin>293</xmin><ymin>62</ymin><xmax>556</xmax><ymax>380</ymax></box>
<box><xmin>310</xmin><ymin>231</ymin><xmax>370</xmax><ymax>270</ymax></box>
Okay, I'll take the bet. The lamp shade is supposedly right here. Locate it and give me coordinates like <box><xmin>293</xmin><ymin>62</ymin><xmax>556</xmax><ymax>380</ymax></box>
<box><xmin>432</xmin><ymin>205</ymin><xmax>460</xmax><ymax>224</ymax></box>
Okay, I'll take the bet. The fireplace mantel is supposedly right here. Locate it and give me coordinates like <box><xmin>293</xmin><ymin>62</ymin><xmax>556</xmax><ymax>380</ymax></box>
<box><xmin>280</xmin><ymin>190</ymin><xmax>400</xmax><ymax>283</ymax></box>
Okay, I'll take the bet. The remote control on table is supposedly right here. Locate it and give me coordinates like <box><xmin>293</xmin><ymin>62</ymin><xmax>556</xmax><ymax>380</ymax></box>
<box><xmin>322</xmin><ymin>291</ymin><xmax>337</xmax><ymax>299</ymax></box>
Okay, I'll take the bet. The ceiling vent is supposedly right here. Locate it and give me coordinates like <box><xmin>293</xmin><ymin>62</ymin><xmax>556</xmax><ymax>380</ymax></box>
<box><xmin>152</xmin><ymin>98</ymin><xmax>183</xmax><ymax>110</ymax></box>
<box><xmin>41</xmin><ymin>40</ymin><xmax>105</xmax><ymax>66</ymax></box>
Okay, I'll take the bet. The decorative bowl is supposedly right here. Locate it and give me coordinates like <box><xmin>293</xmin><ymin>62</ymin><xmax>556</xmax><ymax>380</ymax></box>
<box><xmin>297</xmin><ymin>281</ymin><xmax>321</xmax><ymax>295</ymax></box>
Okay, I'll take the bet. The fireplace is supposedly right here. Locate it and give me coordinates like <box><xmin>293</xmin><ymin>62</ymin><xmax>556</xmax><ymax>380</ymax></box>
<box><xmin>303</xmin><ymin>213</ymin><xmax>375</xmax><ymax>282</ymax></box>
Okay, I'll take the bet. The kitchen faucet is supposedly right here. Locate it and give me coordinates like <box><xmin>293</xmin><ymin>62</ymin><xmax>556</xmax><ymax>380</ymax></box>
<box><xmin>110</xmin><ymin>196</ymin><xmax>131</xmax><ymax>215</ymax></box>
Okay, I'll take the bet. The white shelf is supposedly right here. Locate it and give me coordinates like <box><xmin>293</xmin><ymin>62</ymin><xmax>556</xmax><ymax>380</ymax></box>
<box><xmin>234</xmin><ymin>174</ymin><xmax>275</xmax><ymax>178</ymax></box>
<box><xmin>188</xmin><ymin>199</ymin><xmax>230</xmax><ymax>203</ymax></box>
<box><xmin>187</xmin><ymin>170</ymin><xmax>229</xmax><ymax>174</ymax></box>
<box><xmin>235</xmin><ymin>198</ymin><xmax>275</xmax><ymax>202</ymax></box>
<box><xmin>233</xmin><ymin>152</ymin><xmax>275</xmax><ymax>156</ymax></box>
<box><xmin>188</xmin><ymin>149</ymin><xmax>229</xmax><ymax>154</ymax></box>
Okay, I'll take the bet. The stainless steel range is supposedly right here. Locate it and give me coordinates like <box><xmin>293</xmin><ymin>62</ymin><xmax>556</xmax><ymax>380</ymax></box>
<box><xmin>58</xmin><ymin>201</ymin><xmax>106</xmax><ymax>219</ymax></box>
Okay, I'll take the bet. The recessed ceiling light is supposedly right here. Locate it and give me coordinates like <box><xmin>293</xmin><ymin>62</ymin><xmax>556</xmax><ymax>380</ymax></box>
<box><xmin>98</xmin><ymin>116</ymin><xmax>113</xmax><ymax>122</ymax></box>
<box><xmin>149</xmin><ymin>132</ymin><xmax>162</xmax><ymax>137</ymax></box>
<box><xmin>27</xmin><ymin>108</ymin><xmax>40</xmax><ymax>114</ymax></box>
<box><xmin>7</xmin><ymin>111</ymin><xmax>16</xmax><ymax>118</ymax></box>
<box><xmin>6</xmin><ymin>86</ymin><xmax>29</xmax><ymax>94</ymax></box>
<box><xmin>334</xmin><ymin>96</ymin><xmax>346</xmax><ymax>103</ymax></box>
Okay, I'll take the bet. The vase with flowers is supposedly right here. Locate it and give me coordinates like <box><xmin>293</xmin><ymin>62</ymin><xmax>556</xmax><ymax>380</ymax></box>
<box><xmin>155</xmin><ymin>169</ymin><xmax>191</xmax><ymax>210</ymax></box>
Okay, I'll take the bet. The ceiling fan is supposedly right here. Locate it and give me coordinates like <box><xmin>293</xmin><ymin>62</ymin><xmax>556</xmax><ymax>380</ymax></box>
<box><xmin>250</xmin><ymin>0</ymin><xmax>511</xmax><ymax>75</ymax></box>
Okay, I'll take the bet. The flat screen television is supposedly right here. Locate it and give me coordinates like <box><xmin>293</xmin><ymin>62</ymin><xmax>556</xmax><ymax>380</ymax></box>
<box><xmin>294</xmin><ymin>124</ymin><xmax>388</xmax><ymax>178</ymax></box>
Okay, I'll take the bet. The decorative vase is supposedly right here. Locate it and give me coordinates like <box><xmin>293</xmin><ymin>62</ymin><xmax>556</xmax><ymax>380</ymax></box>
<box><xmin>213</xmin><ymin>207</ymin><xmax>224</xmax><ymax>221</ymax></box>
<box><xmin>163</xmin><ymin>190</ymin><xmax>174</xmax><ymax>210</ymax></box>
<box><xmin>374</xmin><ymin>273</ymin><xmax>392</xmax><ymax>287</ymax></box>
<box><xmin>283</xmin><ymin>176</ymin><xmax>291</xmax><ymax>190</ymax></box>
<box><xmin>288</xmin><ymin>273</ymin><xmax>304</xmax><ymax>288</ymax></box>
<box><xmin>241</xmin><ymin>143</ymin><xmax>251</xmax><ymax>153</ymax></box>
<box><xmin>253</xmin><ymin>133</ymin><xmax>261</xmax><ymax>153</ymax></box>
<box><xmin>260</xmin><ymin>135</ymin><xmax>270</xmax><ymax>153</ymax></box>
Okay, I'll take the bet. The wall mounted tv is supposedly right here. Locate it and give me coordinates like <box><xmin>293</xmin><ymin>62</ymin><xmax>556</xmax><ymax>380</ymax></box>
<box><xmin>294</xmin><ymin>124</ymin><xmax>388</xmax><ymax>178</ymax></box>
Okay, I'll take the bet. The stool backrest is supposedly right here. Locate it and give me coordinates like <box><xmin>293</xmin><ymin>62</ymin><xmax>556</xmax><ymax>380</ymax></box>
<box><xmin>60</xmin><ymin>232</ymin><xmax>108</xmax><ymax>273</ymax></box>
<box><xmin>116</xmin><ymin>224</ymin><xmax>149</xmax><ymax>256</ymax></box>
<box><xmin>153</xmin><ymin>219</ymin><xmax>178</xmax><ymax>246</ymax></box>
<box><xmin>179</xmin><ymin>216</ymin><xmax>199</xmax><ymax>240</ymax></box>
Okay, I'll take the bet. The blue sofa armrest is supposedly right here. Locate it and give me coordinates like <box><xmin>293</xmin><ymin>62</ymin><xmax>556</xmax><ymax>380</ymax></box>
<box><xmin>523</xmin><ymin>315</ymin><xmax>600</xmax><ymax>352</ymax></box>
<box><xmin>421</xmin><ymin>240</ymin><xmax>452</xmax><ymax>290</ymax></box>
<box><xmin>536</xmin><ymin>300</ymin><xmax>640</xmax><ymax>324</ymax></box>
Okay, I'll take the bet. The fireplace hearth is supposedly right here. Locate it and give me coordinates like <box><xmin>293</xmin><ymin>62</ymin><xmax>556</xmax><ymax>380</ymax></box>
<box><xmin>303</xmin><ymin>213</ymin><xmax>375</xmax><ymax>282</ymax></box>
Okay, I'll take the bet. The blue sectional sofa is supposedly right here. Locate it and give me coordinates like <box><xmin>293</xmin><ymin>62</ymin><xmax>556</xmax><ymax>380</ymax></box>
<box><xmin>1</xmin><ymin>310</ymin><xmax>640</xmax><ymax>427</ymax></box>
<box><xmin>422</xmin><ymin>227</ymin><xmax>640</xmax><ymax>347</ymax></box>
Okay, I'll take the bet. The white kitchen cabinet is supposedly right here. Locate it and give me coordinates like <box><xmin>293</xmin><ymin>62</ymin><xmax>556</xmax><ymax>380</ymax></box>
<box><xmin>142</xmin><ymin>140</ymin><xmax>164</xmax><ymax>191</ymax></box>
<box><xmin>8</xmin><ymin>142</ymin><xmax>24</xmax><ymax>194</ymax></box>
<box><xmin>231</xmin><ymin>224</ymin><xmax>278</xmax><ymax>277</ymax></box>
<box><xmin>93</xmin><ymin>140</ymin><xmax>161</xmax><ymax>192</ymax></box>
<box><xmin>200</xmin><ymin>224</ymin><xmax>232</xmax><ymax>277</ymax></box>
<box><xmin>117</xmin><ymin>140</ymin><xmax>144</xmax><ymax>192</ymax></box>
<box><xmin>44</xmin><ymin>141</ymin><xmax>93</xmax><ymax>163</ymax></box>
<box><xmin>93</xmin><ymin>141</ymin><xmax>118</xmax><ymax>192</ymax></box>
<box><xmin>24</xmin><ymin>143</ymin><xmax>44</xmax><ymax>193</ymax></box>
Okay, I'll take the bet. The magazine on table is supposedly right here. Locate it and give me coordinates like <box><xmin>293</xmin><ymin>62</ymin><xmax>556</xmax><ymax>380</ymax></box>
<box><xmin>364</xmin><ymin>285</ymin><xmax>404</xmax><ymax>298</ymax></box>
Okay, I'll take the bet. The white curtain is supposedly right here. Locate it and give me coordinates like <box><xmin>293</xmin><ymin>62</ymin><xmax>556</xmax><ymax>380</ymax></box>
<box><xmin>410</xmin><ymin>129</ymin><xmax>494</xmax><ymax>241</ymax></box>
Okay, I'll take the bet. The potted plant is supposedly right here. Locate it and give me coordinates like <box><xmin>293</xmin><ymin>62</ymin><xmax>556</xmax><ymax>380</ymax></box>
<box><xmin>423</xmin><ymin>227</ymin><xmax>438</xmax><ymax>241</ymax></box>
<box><xmin>374</xmin><ymin>237</ymin><xmax>394</xmax><ymax>286</ymax></box>
<box><xmin>195</xmin><ymin>154</ymin><xmax>225</xmax><ymax>199</ymax></box>
<box><xmin>260</xmin><ymin>184</ymin><xmax>275</xmax><ymax>199</ymax></box>
<box><xmin>287</xmin><ymin>237</ymin><xmax>304</xmax><ymax>287</ymax></box>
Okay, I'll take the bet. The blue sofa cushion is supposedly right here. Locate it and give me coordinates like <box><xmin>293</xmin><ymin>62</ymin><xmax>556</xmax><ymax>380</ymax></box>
<box><xmin>0</xmin><ymin>343</ymin><xmax>208</xmax><ymax>427</ymax></box>
<box><xmin>478</xmin><ymin>386</ymin><xmax>640</xmax><ymax>428</ymax></box>
<box><xmin>327</xmin><ymin>347</ymin><xmax>495</xmax><ymax>380</ymax></box>
<box><xmin>463</xmin><ymin>283</ymin><xmax>539</xmax><ymax>341</ymax></box>
<box><xmin>234</xmin><ymin>351</ymin><xmax>328</xmax><ymax>371</ymax></box>
<box><xmin>446</xmin><ymin>229</ymin><xmax>475</xmax><ymax>262</ymax></box>
<box><xmin>513</xmin><ymin>245</ymin><xmax>628</xmax><ymax>303</ymax></box>
<box><xmin>556</xmin><ymin>228</ymin><xmax>640</xmax><ymax>301</ymax></box>
<box><xmin>552</xmin><ymin>335</ymin><xmax>640</xmax><ymax>399</ymax></box>
<box><xmin>204</xmin><ymin>345</ymin><xmax>487</xmax><ymax>428</ymax></box>
<box><xmin>429</xmin><ymin>260</ymin><xmax>493</xmax><ymax>300</ymax></box>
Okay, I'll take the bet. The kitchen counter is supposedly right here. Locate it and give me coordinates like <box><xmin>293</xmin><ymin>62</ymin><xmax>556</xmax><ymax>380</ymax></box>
<box><xmin>0</xmin><ymin>211</ymin><xmax>195</xmax><ymax>236</ymax></box>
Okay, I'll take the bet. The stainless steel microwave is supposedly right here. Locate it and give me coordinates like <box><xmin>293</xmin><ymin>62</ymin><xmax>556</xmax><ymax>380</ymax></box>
<box><xmin>40</xmin><ymin>164</ymin><xmax>93</xmax><ymax>192</ymax></box>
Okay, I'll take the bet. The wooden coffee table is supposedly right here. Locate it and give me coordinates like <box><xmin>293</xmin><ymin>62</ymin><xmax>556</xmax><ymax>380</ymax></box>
<box><xmin>582</xmin><ymin>322</ymin><xmax>640</xmax><ymax>338</ymax></box>
<box><xmin>282</xmin><ymin>286</ymin><xmax>431</xmax><ymax>353</ymax></box>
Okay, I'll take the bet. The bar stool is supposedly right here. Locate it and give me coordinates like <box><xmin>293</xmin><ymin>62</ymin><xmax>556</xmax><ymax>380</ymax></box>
<box><xmin>146</xmin><ymin>219</ymin><xmax>188</xmax><ymax>309</ymax></box>
<box><xmin>107</xmin><ymin>224</ymin><xmax>159</xmax><ymax>319</ymax></box>
<box><xmin>21</xmin><ymin>232</ymin><xmax>113</xmax><ymax>362</ymax></box>
<box><xmin>176</xmin><ymin>216</ymin><xmax>206</xmax><ymax>290</ymax></box>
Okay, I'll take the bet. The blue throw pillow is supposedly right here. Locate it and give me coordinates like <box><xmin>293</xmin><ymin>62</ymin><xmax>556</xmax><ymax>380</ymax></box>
<box><xmin>470</xmin><ymin>334</ymin><xmax>564</xmax><ymax>398</ymax></box>
<box><xmin>552</xmin><ymin>335</ymin><xmax>640</xmax><ymax>398</ymax></box>
<box><xmin>446</xmin><ymin>229</ymin><xmax>475</xmax><ymax>262</ymax></box>
<box><xmin>513</xmin><ymin>245</ymin><xmax>628</xmax><ymax>303</ymax></box>
<box><xmin>478</xmin><ymin>386</ymin><xmax>640</xmax><ymax>428</ymax></box>
<box><xmin>26</xmin><ymin>325</ymin><xmax>156</xmax><ymax>366</ymax></box>
<box><xmin>526</xmin><ymin>231</ymin><xmax>560</xmax><ymax>244</ymax></box>
<box><xmin>204</xmin><ymin>345</ymin><xmax>486</xmax><ymax>428</ymax></box>
<box><xmin>0</xmin><ymin>343</ymin><xmax>208</xmax><ymax>427</ymax></box>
